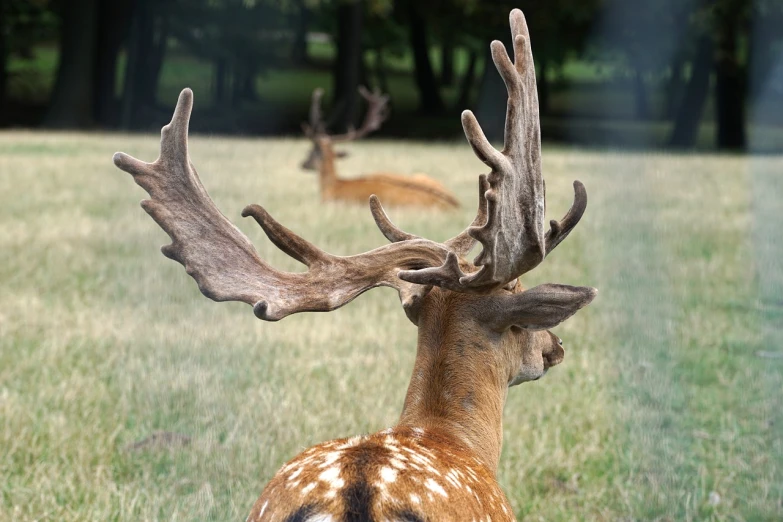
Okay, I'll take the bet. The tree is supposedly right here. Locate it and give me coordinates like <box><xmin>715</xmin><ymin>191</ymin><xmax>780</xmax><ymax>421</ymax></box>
<box><xmin>0</xmin><ymin>0</ymin><xmax>7</xmax><ymax>118</ymax></box>
<box><xmin>43</xmin><ymin>0</ymin><xmax>132</xmax><ymax>128</ymax></box>
<box><xmin>440</xmin><ymin>31</ymin><xmax>455</xmax><ymax>87</ymax></box>
<box><xmin>291</xmin><ymin>0</ymin><xmax>311</xmax><ymax>65</ymax></box>
<box><xmin>44</xmin><ymin>0</ymin><xmax>99</xmax><ymax>128</ymax></box>
<box><xmin>713</xmin><ymin>0</ymin><xmax>747</xmax><ymax>149</ymax></box>
<box><xmin>331</xmin><ymin>0</ymin><xmax>365</xmax><ymax>128</ymax></box>
<box><xmin>168</xmin><ymin>0</ymin><xmax>290</xmax><ymax>112</ymax></box>
<box><xmin>94</xmin><ymin>0</ymin><xmax>134</xmax><ymax>126</ymax></box>
<box><xmin>667</xmin><ymin>0</ymin><xmax>776</xmax><ymax>150</ymax></box>
<box><xmin>597</xmin><ymin>0</ymin><xmax>686</xmax><ymax>121</ymax></box>
<box><xmin>668</xmin><ymin>35</ymin><xmax>713</xmax><ymax>148</ymax></box>
<box><xmin>403</xmin><ymin>0</ymin><xmax>444</xmax><ymax>114</ymax></box>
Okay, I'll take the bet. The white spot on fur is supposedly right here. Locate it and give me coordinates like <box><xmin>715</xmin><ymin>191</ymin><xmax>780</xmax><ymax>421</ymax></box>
<box><xmin>318</xmin><ymin>451</ymin><xmax>341</xmax><ymax>468</ymax></box>
<box><xmin>379</xmin><ymin>466</ymin><xmax>397</xmax><ymax>483</ymax></box>
<box><xmin>425</xmin><ymin>464</ymin><xmax>441</xmax><ymax>476</ymax></box>
<box><xmin>413</xmin><ymin>427</ymin><xmax>424</xmax><ymax>435</ymax></box>
<box><xmin>335</xmin><ymin>436</ymin><xmax>362</xmax><ymax>450</ymax></box>
<box><xmin>445</xmin><ymin>469</ymin><xmax>461</xmax><ymax>488</ymax></box>
<box><xmin>304</xmin><ymin>515</ymin><xmax>333</xmax><ymax>522</ymax></box>
<box><xmin>301</xmin><ymin>482</ymin><xmax>317</xmax><ymax>495</ymax></box>
<box><xmin>287</xmin><ymin>467</ymin><xmax>303</xmax><ymax>481</ymax></box>
<box><xmin>389</xmin><ymin>458</ymin><xmax>405</xmax><ymax>470</ymax></box>
<box><xmin>410</xmin><ymin>493</ymin><xmax>421</xmax><ymax>504</ymax></box>
<box><xmin>318</xmin><ymin>466</ymin><xmax>342</xmax><ymax>486</ymax></box>
<box><xmin>410</xmin><ymin>453</ymin><xmax>432</xmax><ymax>466</ymax></box>
<box><xmin>424</xmin><ymin>478</ymin><xmax>448</xmax><ymax>497</ymax></box>
<box><xmin>257</xmin><ymin>500</ymin><xmax>268</xmax><ymax>518</ymax></box>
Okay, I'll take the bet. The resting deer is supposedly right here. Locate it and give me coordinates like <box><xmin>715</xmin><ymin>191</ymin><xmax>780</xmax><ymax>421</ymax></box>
<box><xmin>113</xmin><ymin>9</ymin><xmax>595</xmax><ymax>521</ymax></box>
<box><xmin>301</xmin><ymin>86</ymin><xmax>460</xmax><ymax>209</ymax></box>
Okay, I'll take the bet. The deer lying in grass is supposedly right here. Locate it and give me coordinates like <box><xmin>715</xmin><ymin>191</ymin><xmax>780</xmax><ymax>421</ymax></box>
<box><xmin>301</xmin><ymin>86</ymin><xmax>460</xmax><ymax>209</ymax></box>
<box><xmin>113</xmin><ymin>9</ymin><xmax>596</xmax><ymax>521</ymax></box>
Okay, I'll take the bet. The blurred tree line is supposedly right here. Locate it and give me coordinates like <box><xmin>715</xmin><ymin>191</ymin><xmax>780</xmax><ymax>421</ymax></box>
<box><xmin>0</xmin><ymin>0</ymin><xmax>781</xmax><ymax>150</ymax></box>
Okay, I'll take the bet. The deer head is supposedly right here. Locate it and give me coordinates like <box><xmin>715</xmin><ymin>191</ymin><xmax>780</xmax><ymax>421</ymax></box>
<box><xmin>113</xmin><ymin>9</ymin><xmax>595</xmax><ymax>519</ymax></box>
<box><xmin>300</xmin><ymin>86</ymin><xmax>390</xmax><ymax>170</ymax></box>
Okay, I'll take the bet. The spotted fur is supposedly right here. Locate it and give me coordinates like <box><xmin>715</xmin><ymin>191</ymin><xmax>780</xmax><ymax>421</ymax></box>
<box><xmin>248</xmin><ymin>427</ymin><xmax>514</xmax><ymax>522</ymax></box>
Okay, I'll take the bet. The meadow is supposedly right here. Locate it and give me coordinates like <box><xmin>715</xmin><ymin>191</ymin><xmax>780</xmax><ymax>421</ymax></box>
<box><xmin>1</xmin><ymin>128</ymin><xmax>781</xmax><ymax>521</ymax></box>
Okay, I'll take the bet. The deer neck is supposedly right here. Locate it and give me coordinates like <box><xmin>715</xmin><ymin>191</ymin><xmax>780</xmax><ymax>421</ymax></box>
<box><xmin>397</xmin><ymin>296</ymin><xmax>509</xmax><ymax>475</ymax></box>
<box><xmin>316</xmin><ymin>140</ymin><xmax>339</xmax><ymax>191</ymax></box>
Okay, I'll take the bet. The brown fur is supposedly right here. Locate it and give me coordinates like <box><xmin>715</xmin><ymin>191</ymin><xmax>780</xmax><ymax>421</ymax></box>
<box><xmin>314</xmin><ymin>137</ymin><xmax>460</xmax><ymax>209</ymax></box>
<box><xmin>249</xmin><ymin>427</ymin><xmax>513</xmax><ymax>521</ymax></box>
<box><xmin>247</xmin><ymin>285</ymin><xmax>572</xmax><ymax>522</ymax></box>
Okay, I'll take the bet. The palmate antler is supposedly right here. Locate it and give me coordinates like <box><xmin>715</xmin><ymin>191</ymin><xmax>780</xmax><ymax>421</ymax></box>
<box><xmin>390</xmin><ymin>9</ymin><xmax>587</xmax><ymax>293</ymax></box>
<box><xmin>113</xmin><ymin>89</ymin><xmax>449</xmax><ymax>321</ymax></box>
<box><xmin>114</xmin><ymin>10</ymin><xmax>588</xmax><ymax>322</ymax></box>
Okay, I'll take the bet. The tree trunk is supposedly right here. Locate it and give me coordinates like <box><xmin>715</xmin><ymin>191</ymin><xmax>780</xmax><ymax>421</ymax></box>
<box><xmin>0</xmin><ymin>0</ymin><xmax>7</xmax><ymax>121</ymax></box>
<box><xmin>456</xmin><ymin>49</ymin><xmax>479</xmax><ymax>109</ymax></box>
<box><xmin>239</xmin><ymin>64</ymin><xmax>258</xmax><ymax>102</ymax></box>
<box><xmin>215</xmin><ymin>57</ymin><xmax>229</xmax><ymax>105</ymax></box>
<box><xmin>665</xmin><ymin>51</ymin><xmax>686</xmax><ymax>119</ymax></box>
<box><xmin>331</xmin><ymin>0</ymin><xmax>364</xmax><ymax>130</ymax></box>
<box><xmin>134</xmin><ymin>6</ymin><xmax>168</xmax><ymax>107</ymax></box>
<box><xmin>748</xmin><ymin>8</ymin><xmax>781</xmax><ymax>103</ymax></box>
<box><xmin>538</xmin><ymin>55</ymin><xmax>550</xmax><ymax>116</ymax></box>
<box><xmin>406</xmin><ymin>0</ymin><xmax>443</xmax><ymax>114</ymax></box>
<box><xmin>714</xmin><ymin>10</ymin><xmax>746</xmax><ymax>150</ymax></box>
<box><xmin>373</xmin><ymin>46</ymin><xmax>389</xmax><ymax>94</ymax></box>
<box><xmin>94</xmin><ymin>0</ymin><xmax>133</xmax><ymax>126</ymax></box>
<box><xmin>668</xmin><ymin>36</ymin><xmax>713</xmax><ymax>148</ymax></box>
<box><xmin>440</xmin><ymin>33</ymin><xmax>455</xmax><ymax>87</ymax></box>
<box><xmin>120</xmin><ymin>0</ymin><xmax>165</xmax><ymax>128</ymax></box>
<box><xmin>120</xmin><ymin>0</ymin><xmax>142</xmax><ymax>129</ymax></box>
<box><xmin>633</xmin><ymin>69</ymin><xmax>649</xmax><ymax>120</ymax></box>
<box><xmin>44</xmin><ymin>0</ymin><xmax>99</xmax><ymax>128</ymax></box>
<box><xmin>291</xmin><ymin>0</ymin><xmax>310</xmax><ymax>65</ymax></box>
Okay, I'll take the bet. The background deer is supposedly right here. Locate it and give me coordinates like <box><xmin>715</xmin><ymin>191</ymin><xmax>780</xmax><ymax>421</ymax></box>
<box><xmin>113</xmin><ymin>9</ymin><xmax>595</xmax><ymax>521</ymax></box>
<box><xmin>301</xmin><ymin>86</ymin><xmax>460</xmax><ymax>209</ymax></box>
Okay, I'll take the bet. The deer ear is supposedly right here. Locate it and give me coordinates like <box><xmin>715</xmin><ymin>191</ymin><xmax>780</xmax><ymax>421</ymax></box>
<box><xmin>479</xmin><ymin>284</ymin><xmax>597</xmax><ymax>332</ymax></box>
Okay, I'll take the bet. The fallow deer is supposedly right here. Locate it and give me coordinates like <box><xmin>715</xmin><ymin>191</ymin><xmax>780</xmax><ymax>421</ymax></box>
<box><xmin>301</xmin><ymin>86</ymin><xmax>460</xmax><ymax>209</ymax></box>
<box><xmin>113</xmin><ymin>9</ymin><xmax>596</xmax><ymax>521</ymax></box>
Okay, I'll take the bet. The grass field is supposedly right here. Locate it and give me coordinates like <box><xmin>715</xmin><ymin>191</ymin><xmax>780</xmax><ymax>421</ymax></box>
<box><xmin>1</xmin><ymin>129</ymin><xmax>782</xmax><ymax>521</ymax></box>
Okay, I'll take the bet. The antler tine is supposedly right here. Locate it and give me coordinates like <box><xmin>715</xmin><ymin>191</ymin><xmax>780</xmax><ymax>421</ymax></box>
<box><xmin>303</xmin><ymin>88</ymin><xmax>326</xmax><ymax>139</ymax></box>
<box><xmin>444</xmin><ymin>174</ymin><xmax>490</xmax><ymax>256</ymax></box>
<box><xmin>369</xmin><ymin>177</ymin><xmax>489</xmax><ymax>254</ymax></box>
<box><xmin>402</xmin><ymin>9</ymin><xmax>586</xmax><ymax>293</ymax></box>
<box><xmin>331</xmin><ymin>86</ymin><xmax>390</xmax><ymax>143</ymax></box>
<box><xmin>114</xmin><ymin>88</ymin><xmax>451</xmax><ymax>322</ymax></box>
<box><xmin>545</xmin><ymin>180</ymin><xmax>587</xmax><ymax>254</ymax></box>
<box><xmin>369</xmin><ymin>195</ymin><xmax>420</xmax><ymax>243</ymax></box>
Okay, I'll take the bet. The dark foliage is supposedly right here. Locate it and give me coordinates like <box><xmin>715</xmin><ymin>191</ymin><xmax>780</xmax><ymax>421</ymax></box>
<box><xmin>1</xmin><ymin>0</ymin><xmax>781</xmax><ymax>150</ymax></box>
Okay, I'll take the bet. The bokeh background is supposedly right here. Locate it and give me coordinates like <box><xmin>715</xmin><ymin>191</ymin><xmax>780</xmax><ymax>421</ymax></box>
<box><xmin>1</xmin><ymin>0</ymin><xmax>782</xmax><ymax>150</ymax></box>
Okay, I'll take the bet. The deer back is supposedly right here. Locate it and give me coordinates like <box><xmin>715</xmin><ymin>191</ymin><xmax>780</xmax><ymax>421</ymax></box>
<box><xmin>248</xmin><ymin>426</ymin><xmax>513</xmax><ymax>521</ymax></box>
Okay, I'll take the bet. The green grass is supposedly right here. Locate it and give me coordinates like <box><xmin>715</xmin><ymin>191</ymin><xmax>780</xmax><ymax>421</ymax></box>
<box><xmin>0</xmin><ymin>131</ymin><xmax>781</xmax><ymax>521</ymax></box>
